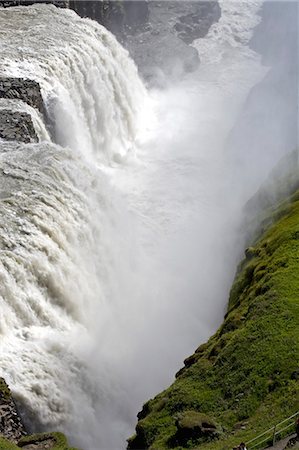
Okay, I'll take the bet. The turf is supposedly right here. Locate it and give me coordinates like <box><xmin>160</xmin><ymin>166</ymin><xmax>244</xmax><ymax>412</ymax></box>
<box><xmin>128</xmin><ymin>188</ymin><xmax>299</xmax><ymax>450</ymax></box>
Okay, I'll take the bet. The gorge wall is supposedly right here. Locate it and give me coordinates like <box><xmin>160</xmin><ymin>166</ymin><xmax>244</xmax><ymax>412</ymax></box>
<box><xmin>0</xmin><ymin>1</ymin><xmax>68</xmax><ymax>6</ymax></box>
<box><xmin>127</xmin><ymin>155</ymin><xmax>299</xmax><ymax>449</ymax></box>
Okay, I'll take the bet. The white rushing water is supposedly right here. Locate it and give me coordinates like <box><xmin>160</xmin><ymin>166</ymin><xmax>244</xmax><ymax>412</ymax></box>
<box><xmin>0</xmin><ymin>2</ymin><xmax>282</xmax><ymax>449</ymax></box>
<box><xmin>0</xmin><ymin>5</ymin><xmax>146</xmax><ymax>162</ymax></box>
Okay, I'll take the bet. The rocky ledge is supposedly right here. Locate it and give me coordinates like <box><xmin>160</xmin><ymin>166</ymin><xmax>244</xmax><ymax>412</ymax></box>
<box><xmin>0</xmin><ymin>379</ymin><xmax>77</xmax><ymax>450</ymax></box>
<box><xmin>0</xmin><ymin>378</ymin><xmax>26</xmax><ymax>443</ymax></box>
<box><xmin>0</xmin><ymin>77</ymin><xmax>44</xmax><ymax>144</ymax></box>
<box><xmin>0</xmin><ymin>110</ymin><xmax>38</xmax><ymax>143</ymax></box>
<box><xmin>0</xmin><ymin>78</ymin><xmax>44</xmax><ymax>114</ymax></box>
<box><xmin>0</xmin><ymin>1</ymin><xmax>68</xmax><ymax>7</ymax></box>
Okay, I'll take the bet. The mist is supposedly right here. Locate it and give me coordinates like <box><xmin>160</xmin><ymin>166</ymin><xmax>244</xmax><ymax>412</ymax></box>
<box><xmin>80</xmin><ymin>2</ymin><xmax>298</xmax><ymax>448</ymax></box>
<box><xmin>0</xmin><ymin>2</ymin><xmax>297</xmax><ymax>450</ymax></box>
<box><xmin>58</xmin><ymin>1</ymin><xmax>297</xmax><ymax>448</ymax></box>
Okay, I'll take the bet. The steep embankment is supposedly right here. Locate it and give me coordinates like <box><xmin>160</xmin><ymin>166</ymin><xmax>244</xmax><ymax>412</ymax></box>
<box><xmin>128</xmin><ymin>164</ymin><xmax>299</xmax><ymax>449</ymax></box>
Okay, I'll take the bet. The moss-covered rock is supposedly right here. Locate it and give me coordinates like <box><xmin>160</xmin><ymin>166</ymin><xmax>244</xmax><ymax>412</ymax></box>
<box><xmin>0</xmin><ymin>432</ymin><xmax>79</xmax><ymax>450</ymax></box>
<box><xmin>0</xmin><ymin>379</ymin><xmax>78</xmax><ymax>450</ymax></box>
<box><xmin>18</xmin><ymin>432</ymin><xmax>78</xmax><ymax>449</ymax></box>
<box><xmin>128</xmin><ymin>185</ymin><xmax>299</xmax><ymax>449</ymax></box>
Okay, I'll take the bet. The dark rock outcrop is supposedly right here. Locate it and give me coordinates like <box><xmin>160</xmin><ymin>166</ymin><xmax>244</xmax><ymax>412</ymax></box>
<box><xmin>0</xmin><ymin>110</ymin><xmax>38</xmax><ymax>143</ymax></box>
<box><xmin>0</xmin><ymin>77</ymin><xmax>45</xmax><ymax>143</ymax></box>
<box><xmin>0</xmin><ymin>1</ymin><xmax>68</xmax><ymax>7</ymax></box>
<box><xmin>69</xmin><ymin>1</ymin><xmax>221</xmax><ymax>84</ymax></box>
<box><xmin>0</xmin><ymin>78</ymin><xmax>44</xmax><ymax>114</ymax></box>
<box><xmin>69</xmin><ymin>0</ymin><xmax>149</xmax><ymax>38</ymax></box>
<box><xmin>0</xmin><ymin>379</ymin><xmax>77</xmax><ymax>449</ymax></box>
<box><xmin>0</xmin><ymin>378</ymin><xmax>27</xmax><ymax>443</ymax></box>
<box><xmin>173</xmin><ymin>1</ymin><xmax>221</xmax><ymax>44</ymax></box>
<box><xmin>165</xmin><ymin>411</ymin><xmax>220</xmax><ymax>448</ymax></box>
<box><xmin>124</xmin><ymin>1</ymin><xmax>221</xmax><ymax>84</ymax></box>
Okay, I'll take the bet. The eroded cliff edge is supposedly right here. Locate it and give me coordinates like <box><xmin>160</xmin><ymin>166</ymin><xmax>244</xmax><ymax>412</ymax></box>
<box><xmin>0</xmin><ymin>378</ymin><xmax>77</xmax><ymax>450</ymax></box>
<box><xmin>128</xmin><ymin>155</ymin><xmax>299</xmax><ymax>449</ymax></box>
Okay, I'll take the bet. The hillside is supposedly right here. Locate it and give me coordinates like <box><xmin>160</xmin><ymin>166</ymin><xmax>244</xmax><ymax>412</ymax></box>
<box><xmin>128</xmin><ymin>174</ymin><xmax>299</xmax><ymax>449</ymax></box>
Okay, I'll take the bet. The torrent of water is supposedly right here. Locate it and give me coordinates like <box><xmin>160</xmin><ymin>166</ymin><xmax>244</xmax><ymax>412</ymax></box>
<box><xmin>0</xmin><ymin>2</ymin><xmax>289</xmax><ymax>450</ymax></box>
<box><xmin>0</xmin><ymin>4</ymin><xmax>146</xmax><ymax>162</ymax></box>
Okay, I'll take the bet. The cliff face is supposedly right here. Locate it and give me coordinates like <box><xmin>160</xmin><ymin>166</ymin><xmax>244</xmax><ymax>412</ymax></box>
<box><xmin>69</xmin><ymin>0</ymin><xmax>149</xmax><ymax>37</ymax></box>
<box><xmin>128</xmin><ymin>168</ymin><xmax>299</xmax><ymax>449</ymax></box>
<box><xmin>0</xmin><ymin>1</ymin><xmax>68</xmax><ymax>7</ymax></box>
<box><xmin>69</xmin><ymin>1</ymin><xmax>220</xmax><ymax>84</ymax></box>
<box><xmin>0</xmin><ymin>78</ymin><xmax>44</xmax><ymax>143</ymax></box>
<box><xmin>0</xmin><ymin>379</ymin><xmax>77</xmax><ymax>450</ymax></box>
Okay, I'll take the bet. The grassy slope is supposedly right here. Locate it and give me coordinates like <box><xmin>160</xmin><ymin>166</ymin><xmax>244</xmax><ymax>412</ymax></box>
<box><xmin>0</xmin><ymin>433</ymin><xmax>78</xmax><ymax>450</ymax></box>
<box><xmin>128</xmin><ymin>188</ymin><xmax>299</xmax><ymax>449</ymax></box>
<box><xmin>0</xmin><ymin>433</ymin><xmax>79</xmax><ymax>450</ymax></box>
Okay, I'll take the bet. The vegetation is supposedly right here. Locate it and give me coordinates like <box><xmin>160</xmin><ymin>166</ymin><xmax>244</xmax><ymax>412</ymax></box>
<box><xmin>0</xmin><ymin>433</ymin><xmax>78</xmax><ymax>450</ymax></box>
<box><xmin>128</xmin><ymin>185</ymin><xmax>299</xmax><ymax>449</ymax></box>
<box><xmin>18</xmin><ymin>432</ymin><xmax>79</xmax><ymax>450</ymax></box>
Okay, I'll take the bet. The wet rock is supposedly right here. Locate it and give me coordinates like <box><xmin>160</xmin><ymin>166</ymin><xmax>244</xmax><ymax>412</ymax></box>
<box><xmin>0</xmin><ymin>110</ymin><xmax>38</xmax><ymax>143</ymax></box>
<box><xmin>69</xmin><ymin>1</ymin><xmax>221</xmax><ymax>85</ymax></box>
<box><xmin>173</xmin><ymin>2</ymin><xmax>221</xmax><ymax>44</ymax></box>
<box><xmin>124</xmin><ymin>1</ymin><xmax>221</xmax><ymax>85</ymax></box>
<box><xmin>69</xmin><ymin>0</ymin><xmax>149</xmax><ymax>38</ymax></box>
<box><xmin>0</xmin><ymin>378</ymin><xmax>27</xmax><ymax>443</ymax></box>
<box><xmin>0</xmin><ymin>78</ymin><xmax>44</xmax><ymax>114</ymax></box>
<box><xmin>0</xmin><ymin>1</ymin><xmax>68</xmax><ymax>7</ymax></box>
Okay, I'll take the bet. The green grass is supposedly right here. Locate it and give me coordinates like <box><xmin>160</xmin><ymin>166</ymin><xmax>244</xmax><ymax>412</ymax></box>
<box><xmin>18</xmin><ymin>432</ymin><xmax>79</xmax><ymax>449</ymax></box>
<box><xmin>0</xmin><ymin>433</ymin><xmax>79</xmax><ymax>450</ymax></box>
<box><xmin>128</xmin><ymin>188</ymin><xmax>299</xmax><ymax>449</ymax></box>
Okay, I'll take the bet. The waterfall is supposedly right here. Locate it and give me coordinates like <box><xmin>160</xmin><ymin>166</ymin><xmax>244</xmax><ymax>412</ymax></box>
<box><xmin>0</xmin><ymin>4</ymin><xmax>146</xmax><ymax>162</ymax></box>
<box><xmin>0</xmin><ymin>4</ymin><xmax>148</xmax><ymax>448</ymax></box>
<box><xmin>0</xmin><ymin>2</ymin><xmax>289</xmax><ymax>449</ymax></box>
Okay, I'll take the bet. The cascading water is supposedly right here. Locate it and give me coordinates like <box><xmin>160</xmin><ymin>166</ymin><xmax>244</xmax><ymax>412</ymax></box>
<box><xmin>0</xmin><ymin>5</ymin><xmax>146</xmax><ymax>162</ymax></box>
<box><xmin>0</xmin><ymin>2</ymin><xmax>291</xmax><ymax>449</ymax></box>
<box><xmin>0</xmin><ymin>5</ymin><xmax>148</xmax><ymax>448</ymax></box>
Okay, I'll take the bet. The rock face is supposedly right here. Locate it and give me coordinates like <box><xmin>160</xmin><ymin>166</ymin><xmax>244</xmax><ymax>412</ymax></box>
<box><xmin>173</xmin><ymin>1</ymin><xmax>221</xmax><ymax>44</ymax></box>
<box><xmin>124</xmin><ymin>1</ymin><xmax>220</xmax><ymax>84</ymax></box>
<box><xmin>172</xmin><ymin>411</ymin><xmax>220</xmax><ymax>447</ymax></box>
<box><xmin>0</xmin><ymin>78</ymin><xmax>44</xmax><ymax>144</ymax></box>
<box><xmin>0</xmin><ymin>110</ymin><xmax>38</xmax><ymax>143</ymax></box>
<box><xmin>0</xmin><ymin>378</ymin><xmax>27</xmax><ymax>443</ymax></box>
<box><xmin>0</xmin><ymin>78</ymin><xmax>44</xmax><ymax>114</ymax></box>
<box><xmin>69</xmin><ymin>0</ymin><xmax>149</xmax><ymax>37</ymax></box>
<box><xmin>69</xmin><ymin>1</ymin><xmax>221</xmax><ymax>84</ymax></box>
<box><xmin>0</xmin><ymin>379</ymin><xmax>77</xmax><ymax>449</ymax></box>
<box><xmin>0</xmin><ymin>1</ymin><xmax>68</xmax><ymax>7</ymax></box>
<box><xmin>127</xmin><ymin>159</ymin><xmax>299</xmax><ymax>449</ymax></box>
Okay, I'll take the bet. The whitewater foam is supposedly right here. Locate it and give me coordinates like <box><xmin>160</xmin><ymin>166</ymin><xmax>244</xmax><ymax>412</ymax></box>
<box><xmin>0</xmin><ymin>4</ymin><xmax>146</xmax><ymax>162</ymax></box>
